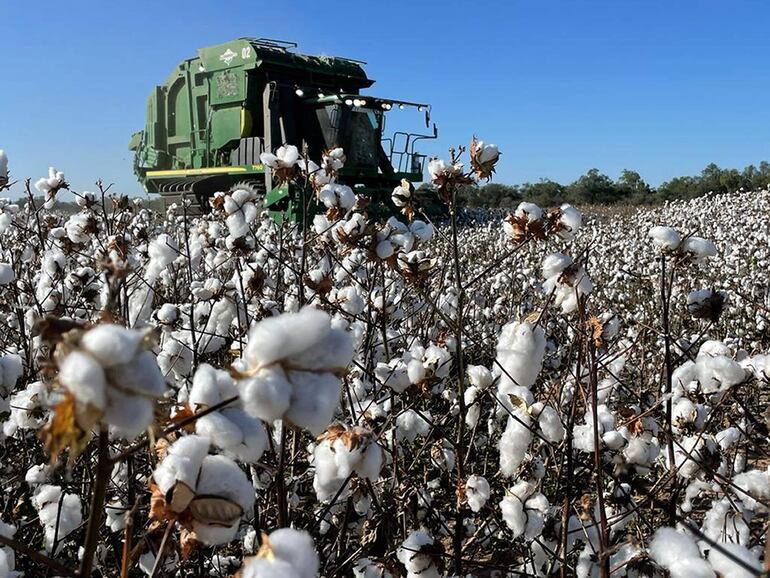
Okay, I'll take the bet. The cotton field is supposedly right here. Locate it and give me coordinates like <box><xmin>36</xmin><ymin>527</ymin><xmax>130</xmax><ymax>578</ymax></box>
<box><xmin>0</xmin><ymin>144</ymin><xmax>769</xmax><ymax>578</ymax></box>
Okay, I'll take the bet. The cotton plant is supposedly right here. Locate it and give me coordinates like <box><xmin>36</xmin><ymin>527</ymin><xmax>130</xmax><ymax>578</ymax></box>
<box><xmin>235</xmin><ymin>306</ymin><xmax>353</xmax><ymax>434</ymax></box>
<box><xmin>499</xmin><ymin>480</ymin><xmax>550</xmax><ymax>540</ymax></box>
<box><xmin>541</xmin><ymin>252</ymin><xmax>594</xmax><ymax>313</ymax></box>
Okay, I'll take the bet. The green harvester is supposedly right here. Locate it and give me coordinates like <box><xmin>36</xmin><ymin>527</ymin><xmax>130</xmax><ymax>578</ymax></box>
<box><xmin>129</xmin><ymin>37</ymin><xmax>438</xmax><ymax>221</ymax></box>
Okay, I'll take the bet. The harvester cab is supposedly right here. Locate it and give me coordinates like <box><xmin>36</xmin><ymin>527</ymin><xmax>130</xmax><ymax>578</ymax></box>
<box><xmin>129</xmin><ymin>37</ymin><xmax>438</xmax><ymax>221</ymax></box>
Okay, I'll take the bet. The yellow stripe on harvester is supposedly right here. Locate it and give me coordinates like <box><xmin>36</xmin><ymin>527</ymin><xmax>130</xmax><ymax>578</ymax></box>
<box><xmin>146</xmin><ymin>165</ymin><xmax>264</xmax><ymax>177</ymax></box>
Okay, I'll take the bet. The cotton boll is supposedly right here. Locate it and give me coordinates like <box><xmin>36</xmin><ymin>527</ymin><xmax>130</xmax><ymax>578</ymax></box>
<box><xmin>80</xmin><ymin>325</ymin><xmax>143</xmax><ymax>367</ymax></box>
<box><xmin>708</xmin><ymin>542</ymin><xmax>761</xmax><ymax>578</ymax></box>
<box><xmin>557</xmin><ymin>204</ymin><xmax>582</xmax><ymax>240</ymax></box>
<box><xmin>467</xmin><ymin>365</ymin><xmax>493</xmax><ymax>389</ymax></box>
<box><xmin>466</xmin><ymin>475</ymin><xmax>490</xmax><ymax>512</ymax></box>
<box><xmin>285</xmin><ymin>370</ymin><xmax>342</xmax><ymax>435</ymax></box>
<box><xmin>396</xmin><ymin>409</ymin><xmax>432</xmax><ymax>442</ymax></box>
<box><xmin>538</xmin><ymin>405</ymin><xmax>565</xmax><ymax>443</ymax></box>
<box><xmin>374</xmin><ymin>359</ymin><xmax>411</xmax><ymax>393</ymax></box>
<box><xmin>239</xmin><ymin>366</ymin><xmax>293</xmax><ymax>424</ymax></box>
<box><xmin>153</xmin><ymin>435</ymin><xmax>211</xmax><ymax>494</ymax></box>
<box><xmin>397</xmin><ymin>529</ymin><xmax>439</xmax><ymax>577</ymax></box>
<box><xmin>695</xmin><ymin>353</ymin><xmax>746</xmax><ymax>393</ymax></box>
<box><xmin>57</xmin><ymin>350</ymin><xmax>108</xmax><ymax>411</ymax></box>
<box><xmin>731</xmin><ymin>469</ymin><xmax>770</xmax><ymax>512</ymax></box>
<box><xmin>0</xmin><ymin>354</ymin><xmax>23</xmax><ymax>392</ymax></box>
<box><xmin>680</xmin><ymin>236</ymin><xmax>718</xmax><ymax>260</ymax></box>
<box><xmin>240</xmin><ymin>528</ymin><xmax>319</xmax><ymax>578</ymax></box>
<box><xmin>648</xmin><ymin>527</ymin><xmax>701</xmax><ymax>569</ymax></box>
<box><xmin>648</xmin><ymin>226</ymin><xmax>682</xmax><ymax>252</ymax></box>
<box><xmin>499</xmin><ymin>412</ymin><xmax>532</xmax><ymax>477</ymax></box>
<box><xmin>496</xmin><ymin>320</ymin><xmax>546</xmax><ymax>392</ymax></box>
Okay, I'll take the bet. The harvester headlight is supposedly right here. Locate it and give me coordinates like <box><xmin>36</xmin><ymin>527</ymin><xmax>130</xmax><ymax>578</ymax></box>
<box><xmin>345</xmin><ymin>99</ymin><xmax>354</xmax><ymax>106</ymax></box>
<box><xmin>295</xmin><ymin>88</ymin><xmax>305</xmax><ymax>97</ymax></box>
<box><xmin>399</xmin><ymin>103</ymin><xmax>405</xmax><ymax>109</ymax></box>
<box><xmin>318</xmin><ymin>91</ymin><xmax>325</xmax><ymax>98</ymax></box>
<box><xmin>382</xmin><ymin>103</ymin><xmax>392</xmax><ymax>110</ymax></box>
<box><xmin>417</xmin><ymin>105</ymin><xmax>424</xmax><ymax>112</ymax></box>
<box><xmin>359</xmin><ymin>99</ymin><xmax>367</xmax><ymax>106</ymax></box>
<box><xmin>353</xmin><ymin>99</ymin><xmax>363</xmax><ymax>107</ymax></box>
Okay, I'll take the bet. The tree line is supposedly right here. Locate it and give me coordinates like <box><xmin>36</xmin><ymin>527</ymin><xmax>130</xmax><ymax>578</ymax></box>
<box><xmin>445</xmin><ymin>161</ymin><xmax>770</xmax><ymax>208</ymax></box>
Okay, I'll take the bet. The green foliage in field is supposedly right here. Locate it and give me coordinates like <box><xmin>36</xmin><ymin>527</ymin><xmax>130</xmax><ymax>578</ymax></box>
<box><xmin>463</xmin><ymin>161</ymin><xmax>770</xmax><ymax>207</ymax></box>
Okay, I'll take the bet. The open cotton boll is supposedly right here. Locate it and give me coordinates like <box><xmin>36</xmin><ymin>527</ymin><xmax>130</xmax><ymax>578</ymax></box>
<box><xmin>313</xmin><ymin>424</ymin><xmax>382</xmax><ymax>501</ymax></box>
<box><xmin>515</xmin><ymin>202</ymin><xmax>543</xmax><ymax>223</ymax></box>
<box><xmin>466</xmin><ymin>474</ymin><xmax>490</xmax><ymax>512</ymax></box>
<box><xmin>238</xmin><ymin>307</ymin><xmax>352</xmax><ymax>433</ymax></box>
<box><xmin>680</xmin><ymin>236</ymin><xmax>718</xmax><ymax>260</ymax></box>
<box><xmin>467</xmin><ymin>364</ymin><xmax>493</xmax><ymax>389</ymax></box>
<box><xmin>374</xmin><ymin>358</ymin><xmax>411</xmax><ymax>392</ymax></box>
<box><xmin>243</xmin><ymin>307</ymin><xmax>352</xmax><ymax>371</ymax></box>
<box><xmin>79</xmin><ymin>324</ymin><xmax>144</xmax><ymax>367</ymax></box>
<box><xmin>395</xmin><ymin>409</ymin><xmax>432</xmax><ymax>442</ymax></box>
<box><xmin>500</xmin><ymin>481</ymin><xmax>549</xmax><ymax>539</ymax></box>
<box><xmin>557</xmin><ymin>204</ymin><xmax>582</xmax><ymax>240</ymax></box>
<box><xmin>648</xmin><ymin>527</ymin><xmax>702</xmax><ymax>568</ymax></box>
<box><xmin>708</xmin><ymin>542</ymin><xmax>761</xmax><ymax>578</ymax></box>
<box><xmin>496</xmin><ymin>320</ymin><xmax>546</xmax><ymax>392</ymax></box>
<box><xmin>33</xmin><ymin>485</ymin><xmax>82</xmax><ymax>553</ymax></box>
<box><xmin>319</xmin><ymin>183</ymin><xmax>355</xmax><ymax>210</ymax></box>
<box><xmin>694</xmin><ymin>352</ymin><xmax>746</xmax><ymax>393</ymax></box>
<box><xmin>731</xmin><ymin>469</ymin><xmax>770</xmax><ymax>512</ymax></box>
<box><xmin>541</xmin><ymin>252</ymin><xmax>573</xmax><ymax>279</ymax></box>
<box><xmin>152</xmin><ymin>435</ymin><xmax>253</xmax><ymax>546</ymax></box>
<box><xmin>240</xmin><ymin>528</ymin><xmax>319</xmax><ymax>578</ymax></box>
<box><xmin>397</xmin><ymin>529</ymin><xmax>440</xmax><ymax>578</ymax></box>
<box><xmin>675</xmin><ymin>435</ymin><xmax>719</xmax><ymax>479</ymax></box>
<box><xmin>538</xmin><ymin>405</ymin><xmax>565</xmax><ymax>443</ymax></box>
<box><xmin>498</xmin><ymin>410</ymin><xmax>532</xmax><ymax>477</ymax></box>
<box><xmin>648</xmin><ymin>226</ymin><xmax>682</xmax><ymax>252</ymax></box>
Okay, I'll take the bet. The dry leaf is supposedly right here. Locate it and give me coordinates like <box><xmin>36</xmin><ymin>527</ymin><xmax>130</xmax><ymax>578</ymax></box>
<box><xmin>40</xmin><ymin>391</ymin><xmax>94</xmax><ymax>464</ymax></box>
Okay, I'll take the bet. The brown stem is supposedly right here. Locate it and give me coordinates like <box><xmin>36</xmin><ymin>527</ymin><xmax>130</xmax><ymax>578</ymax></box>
<box><xmin>0</xmin><ymin>534</ymin><xmax>76</xmax><ymax>577</ymax></box>
<box><xmin>79</xmin><ymin>428</ymin><xmax>113</xmax><ymax>577</ymax></box>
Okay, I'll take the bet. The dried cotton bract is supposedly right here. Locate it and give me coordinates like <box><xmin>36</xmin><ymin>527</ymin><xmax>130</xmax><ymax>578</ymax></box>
<box><xmin>237</xmin><ymin>307</ymin><xmax>353</xmax><ymax>434</ymax></box>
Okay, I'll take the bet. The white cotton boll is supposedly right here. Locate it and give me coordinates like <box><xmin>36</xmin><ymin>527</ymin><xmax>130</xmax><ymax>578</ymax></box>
<box><xmin>465</xmin><ymin>385</ymin><xmax>481</xmax><ymax>428</ymax></box>
<box><xmin>33</xmin><ymin>486</ymin><xmax>82</xmax><ymax>553</ymax></box>
<box><xmin>466</xmin><ymin>474</ymin><xmax>490</xmax><ymax>512</ymax></box>
<box><xmin>467</xmin><ymin>365</ymin><xmax>493</xmax><ymax>389</ymax></box>
<box><xmin>243</xmin><ymin>307</ymin><xmax>352</xmax><ymax>372</ymax></box>
<box><xmin>240</xmin><ymin>528</ymin><xmax>319</xmax><ymax>578</ymax></box>
<box><xmin>515</xmin><ymin>202</ymin><xmax>543</xmax><ymax>223</ymax></box>
<box><xmin>695</xmin><ymin>353</ymin><xmax>746</xmax><ymax>392</ymax></box>
<box><xmin>538</xmin><ymin>405</ymin><xmax>565</xmax><ymax>443</ymax></box>
<box><xmin>541</xmin><ymin>252</ymin><xmax>572</xmax><ymax>279</ymax></box>
<box><xmin>148</xmin><ymin>234</ymin><xmax>179</xmax><ymax>267</ymax></box>
<box><xmin>496</xmin><ymin>320</ymin><xmax>546</xmax><ymax>392</ymax></box>
<box><xmin>672</xmin><ymin>398</ymin><xmax>705</xmax><ymax>434</ymax></box>
<box><xmin>675</xmin><ymin>435</ymin><xmax>719</xmax><ymax>479</ymax></box>
<box><xmin>397</xmin><ymin>529</ymin><xmax>437</xmax><ymax>576</ymax></box>
<box><xmin>601</xmin><ymin>430</ymin><xmax>626</xmax><ymax>450</ymax></box>
<box><xmin>396</xmin><ymin>409</ymin><xmax>432</xmax><ymax>442</ymax></box>
<box><xmin>708</xmin><ymin>542</ymin><xmax>761</xmax><ymax>578</ymax></box>
<box><xmin>649</xmin><ymin>226</ymin><xmax>682</xmax><ymax>252</ymax></box>
<box><xmin>284</xmin><ymin>370</ymin><xmax>341</xmax><ymax>434</ymax></box>
<box><xmin>239</xmin><ymin>366</ymin><xmax>293</xmax><ymax>424</ymax></box>
<box><xmin>196</xmin><ymin>454</ymin><xmax>254</xmax><ymax>514</ymax></box>
<box><xmin>80</xmin><ymin>325</ymin><xmax>143</xmax><ymax>367</ymax></box>
<box><xmin>103</xmin><ymin>389</ymin><xmax>155</xmax><ymax>439</ymax></box>
<box><xmin>319</xmin><ymin>183</ymin><xmax>355</xmax><ymax>210</ymax></box>
<box><xmin>189</xmin><ymin>364</ymin><xmax>238</xmax><ymax>409</ymax></box>
<box><xmin>0</xmin><ymin>263</ymin><xmax>14</xmax><ymax>285</ymax></box>
<box><xmin>499</xmin><ymin>412</ymin><xmax>532</xmax><ymax>477</ymax></box>
<box><xmin>681</xmin><ymin>236</ymin><xmax>718</xmax><ymax>259</ymax></box>
<box><xmin>58</xmin><ymin>350</ymin><xmax>108</xmax><ymax>410</ymax></box>
<box><xmin>410</xmin><ymin>220</ymin><xmax>434</xmax><ymax>243</ymax></box>
<box><xmin>105</xmin><ymin>501</ymin><xmax>127</xmax><ymax>532</ymax></box>
<box><xmin>648</xmin><ymin>527</ymin><xmax>701</xmax><ymax>569</ymax></box>
<box><xmin>557</xmin><ymin>204</ymin><xmax>582</xmax><ymax>240</ymax></box>
<box><xmin>667</xmin><ymin>558</ymin><xmax>716</xmax><ymax>578</ymax></box>
<box><xmin>153</xmin><ymin>435</ymin><xmax>211</xmax><ymax>494</ymax></box>
<box><xmin>107</xmin><ymin>350</ymin><xmax>167</xmax><ymax>398</ymax></box>
<box><xmin>375</xmin><ymin>359</ymin><xmax>411</xmax><ymax>392</ymax></box>
<box><xmin>731</xmin><ymin>469</ymin><xmax>770</xmax><ymax>512</ymax></box>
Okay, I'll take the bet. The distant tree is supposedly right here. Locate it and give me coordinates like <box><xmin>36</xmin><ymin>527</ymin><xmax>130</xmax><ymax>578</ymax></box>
<box><xmin>617</xmin><ymin>169</ymin><xmax>654</xmax><ymax>204</ymax></box>
<box><xmin>566</xmin><ymin>169</ymin><xmax>622</xmax><ymax>204</ymax></box>
<box><xmin>519</xmin><ymin>179</ymin><xmax>565</xmax><ymax>208</ymax></box>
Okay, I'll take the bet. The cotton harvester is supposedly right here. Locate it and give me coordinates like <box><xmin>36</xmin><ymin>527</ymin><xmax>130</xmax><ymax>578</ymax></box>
<box><xmin>129</xmin><ymin>37</ymin><xmax>438</xmax><ymax>220</ymax></box>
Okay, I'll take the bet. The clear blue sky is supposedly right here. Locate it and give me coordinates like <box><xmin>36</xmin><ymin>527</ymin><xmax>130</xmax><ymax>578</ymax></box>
<box><xmin>2</xmin><ymin>0</ymin><xmax>770</xmax><ymax>197</ymax></box>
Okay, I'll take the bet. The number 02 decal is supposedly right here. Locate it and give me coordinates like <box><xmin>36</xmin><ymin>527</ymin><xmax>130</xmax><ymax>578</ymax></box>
<box><xmin>241</xmin><ymin>46</ymin><xmax>252</xmax><ymax>59</ymax></box>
